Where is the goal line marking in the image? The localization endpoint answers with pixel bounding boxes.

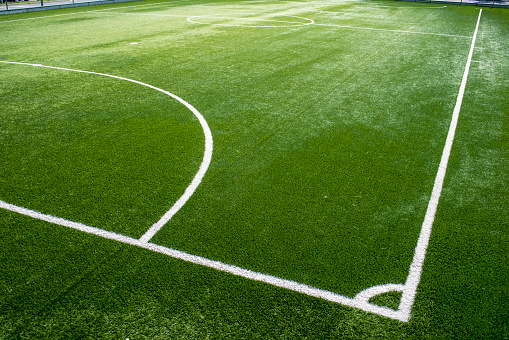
[0,199,408,321]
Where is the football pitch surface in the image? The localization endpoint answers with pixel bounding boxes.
[0,0,508,338]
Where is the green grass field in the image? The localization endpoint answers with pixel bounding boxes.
[1,0,508,338]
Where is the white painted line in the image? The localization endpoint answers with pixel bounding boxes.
[397,8,483,322]
[187,15,314,28]
[0,60,213,243]
[0,8,484,321]
[313,23,471,39]
[0,199,406,321]
[349,9,483,322]
[375,5,448,8]
[0,200,137,245]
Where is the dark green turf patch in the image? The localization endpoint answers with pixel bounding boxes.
[0,65,204,237]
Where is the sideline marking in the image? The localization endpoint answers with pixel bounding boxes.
[375,5,448,8]
[0,61,213,243]
[0,8,483,322]
[396,8,482,321]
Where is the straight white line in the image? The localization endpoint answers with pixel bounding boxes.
[374,5,448,8]
[314,23,471,38]
[398,8,483,321]
[0,200,137,243]
[0,199,404,321]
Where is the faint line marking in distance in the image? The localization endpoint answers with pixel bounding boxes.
[187,14,314,27]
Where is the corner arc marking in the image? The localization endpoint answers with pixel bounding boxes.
[353,283,409,322]
[354,283,405,304]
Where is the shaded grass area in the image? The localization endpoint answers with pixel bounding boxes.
[0,0,508,338]
[0,65,203,237]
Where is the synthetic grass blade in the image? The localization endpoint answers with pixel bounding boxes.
[0,7,484,322]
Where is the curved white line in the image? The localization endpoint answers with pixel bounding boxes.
[354,283,405,304]
[187,15,314,28]
[0,61,213,242]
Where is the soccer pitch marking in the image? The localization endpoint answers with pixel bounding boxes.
[187,14,314,27]
[0,0,456,39]
[0,8,482,322]
[374,5,448,8]
[313,22,471,38]
[0,60,213,243]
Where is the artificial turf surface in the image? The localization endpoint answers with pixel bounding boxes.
[1,0,508,338]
